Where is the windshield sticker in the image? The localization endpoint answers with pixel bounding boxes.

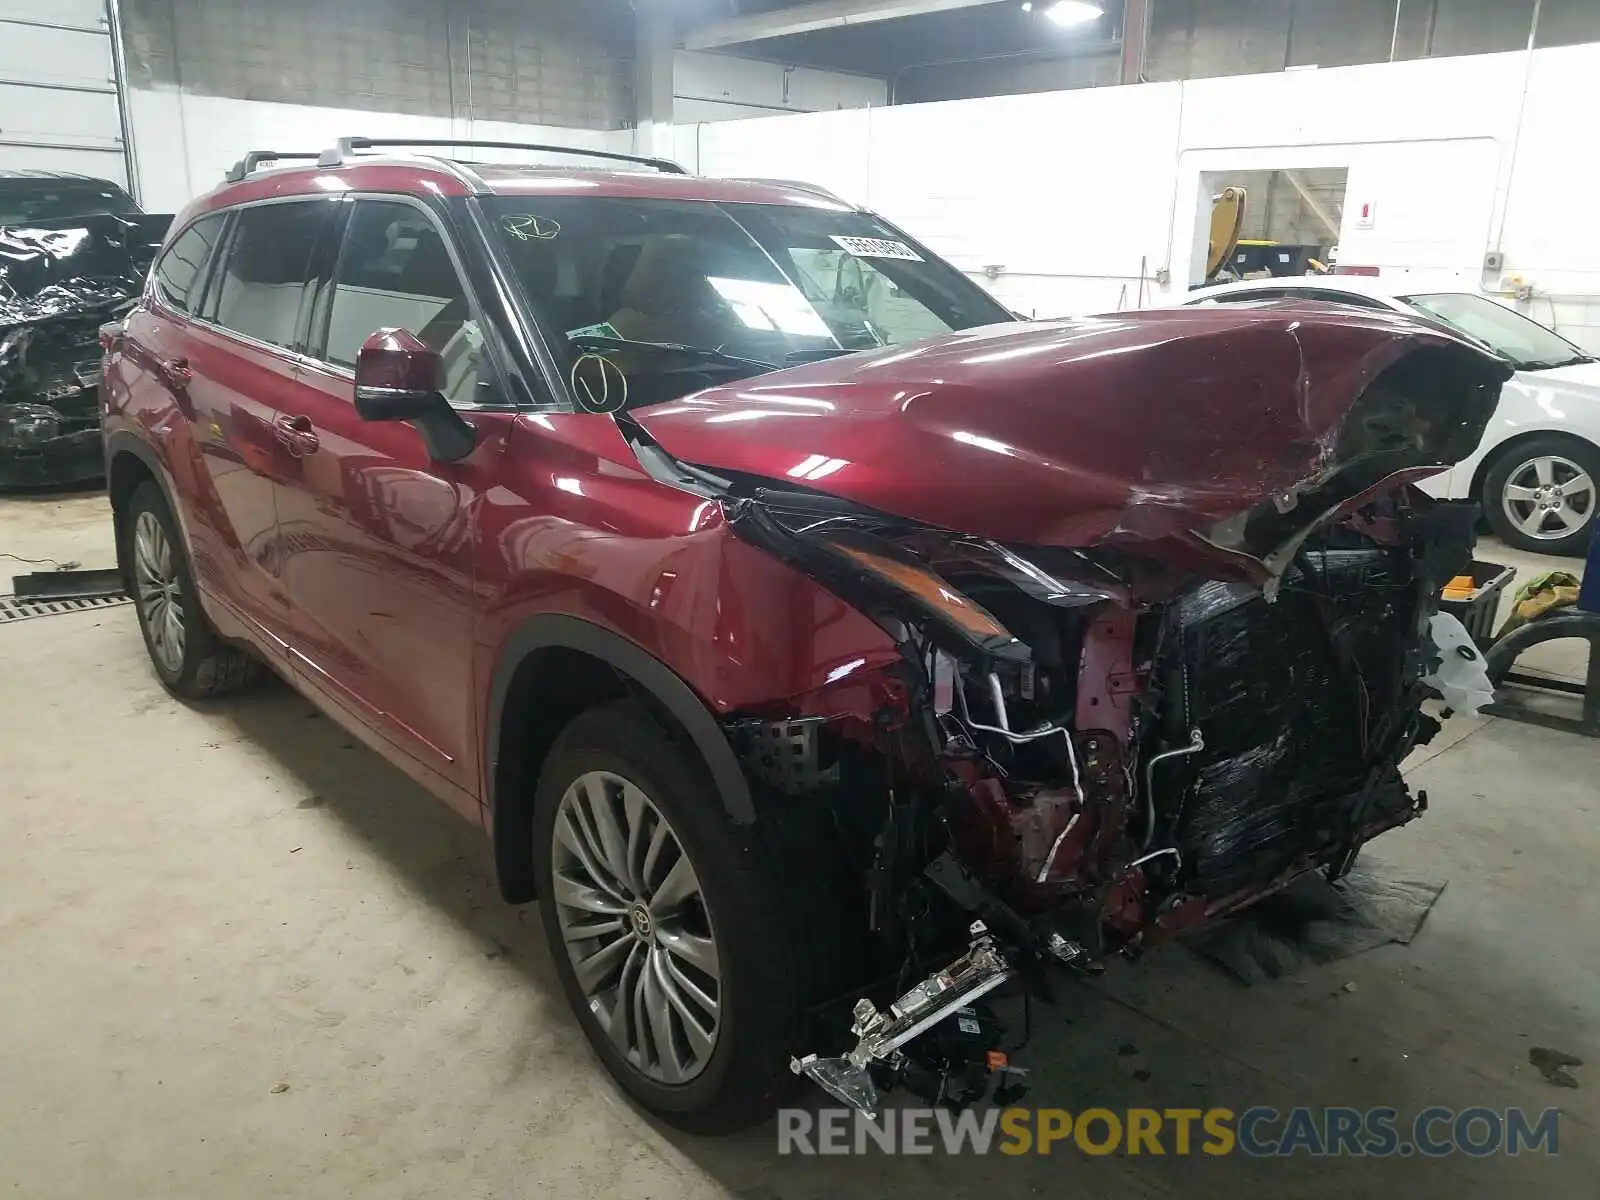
[829,235,923,262]
[502,214,561,241]
[566,322,622,341]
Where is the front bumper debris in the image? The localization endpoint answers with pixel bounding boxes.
[791,921,1013,1117]
[0,424,101,488]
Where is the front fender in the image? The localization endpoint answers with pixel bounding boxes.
[485,613,759,823]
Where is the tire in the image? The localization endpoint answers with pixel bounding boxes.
[1482,434,1600,557]
[532,701,815,1134]
[124,481,259,699]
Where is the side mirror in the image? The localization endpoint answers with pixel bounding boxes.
[353,328,476,462]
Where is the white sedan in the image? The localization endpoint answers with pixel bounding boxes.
[1182,277,1600,557]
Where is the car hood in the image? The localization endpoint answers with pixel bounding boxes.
[1519,358,1600,390]
[634,307,1510,574]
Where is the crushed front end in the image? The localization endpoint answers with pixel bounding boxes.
[690,330,1509,1114]
[0,214,166,488]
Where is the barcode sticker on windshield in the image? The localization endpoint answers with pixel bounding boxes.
[830,235,923,262]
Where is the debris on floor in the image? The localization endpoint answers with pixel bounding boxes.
[1187,864,1446,984]
[1529,1046,1584,1088]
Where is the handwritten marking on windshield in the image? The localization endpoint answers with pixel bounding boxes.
[570,353,628,414]
[503,215,561,240]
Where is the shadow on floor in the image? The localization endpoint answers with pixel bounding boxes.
[211,674,1595,1200]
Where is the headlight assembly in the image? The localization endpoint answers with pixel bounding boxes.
[0,403,62,447]
[724,494,1029,667]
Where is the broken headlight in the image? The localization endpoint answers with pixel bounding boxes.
[0,403,61,447]
[726,495,1028,667]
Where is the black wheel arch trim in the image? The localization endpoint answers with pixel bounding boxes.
[486,613,757,826]
[104,430,184,583]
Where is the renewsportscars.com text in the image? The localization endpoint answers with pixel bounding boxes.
[778,1106,1560,1157]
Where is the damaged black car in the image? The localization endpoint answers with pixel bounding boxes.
[0,171,168,488]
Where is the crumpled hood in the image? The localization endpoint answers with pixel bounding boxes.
[635,306,1510,564]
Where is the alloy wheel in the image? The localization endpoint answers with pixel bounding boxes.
[1501,454,1595,543]
[132,510,186,674]
[551,770,722,1084]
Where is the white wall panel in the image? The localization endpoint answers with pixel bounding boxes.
[0,23,113,88]
[680,42,1600,343]
[675,51,886,122]
[0,1,128,185]
[128,87,634,214]
[2,0,105,25]
[691,108,875,206]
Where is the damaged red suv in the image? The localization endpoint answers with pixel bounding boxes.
[101,138,1510,1132]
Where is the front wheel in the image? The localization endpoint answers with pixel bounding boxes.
[532,702,811,1134]
[1482,435,1600,557]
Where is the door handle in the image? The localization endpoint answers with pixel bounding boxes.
[160,356,192,386]
[272,413,321,457]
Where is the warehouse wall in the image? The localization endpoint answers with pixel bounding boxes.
[895,46,1121,104]
[121,0,634,129]
[1146,0,1600,80]
[675,52,887,122]
[128,89,633,215]
[675,41,1600,350]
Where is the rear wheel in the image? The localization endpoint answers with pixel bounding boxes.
[124,482,259,698]
[532,701,808,1133]
[1483,435,1600,557]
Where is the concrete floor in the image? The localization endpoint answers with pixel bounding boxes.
[3,492,1598,1197]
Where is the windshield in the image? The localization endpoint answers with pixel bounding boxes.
[1402,293,1591,371]
[483,196,1013,407]
[0,178,139,226]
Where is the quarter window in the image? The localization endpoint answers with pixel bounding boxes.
[151,214,225,314]
[209,202,327,349]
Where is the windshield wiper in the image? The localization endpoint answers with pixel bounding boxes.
[1520,354,1594,371]
[783,347,862,363]
[566,333,777,373]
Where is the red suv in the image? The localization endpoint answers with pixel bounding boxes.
[101,137,1509,1132]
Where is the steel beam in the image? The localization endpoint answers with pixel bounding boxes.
[683,0,1013,51]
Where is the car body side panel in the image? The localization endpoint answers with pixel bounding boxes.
[472,411,904,804]
[275,357,485,810]
[108,302,297,661]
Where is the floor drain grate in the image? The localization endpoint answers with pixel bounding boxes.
[0,592,132,623]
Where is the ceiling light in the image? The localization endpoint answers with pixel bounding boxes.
[1044,1,1103,27]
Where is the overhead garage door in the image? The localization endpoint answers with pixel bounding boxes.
[0,0,132,191]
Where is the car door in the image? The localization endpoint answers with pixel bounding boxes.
[120,204,323,657]
[273,195,495,817]
[172,198,337,656]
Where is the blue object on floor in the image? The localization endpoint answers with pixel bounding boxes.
[1580,523,1600,614]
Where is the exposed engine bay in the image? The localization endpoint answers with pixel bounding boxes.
[726,486,1487,1113]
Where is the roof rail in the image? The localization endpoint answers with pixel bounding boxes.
[315,136,689,175]
[224,150,323,183]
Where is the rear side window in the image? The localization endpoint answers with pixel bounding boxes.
[209,201,328,350]
[152,214,225,314]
